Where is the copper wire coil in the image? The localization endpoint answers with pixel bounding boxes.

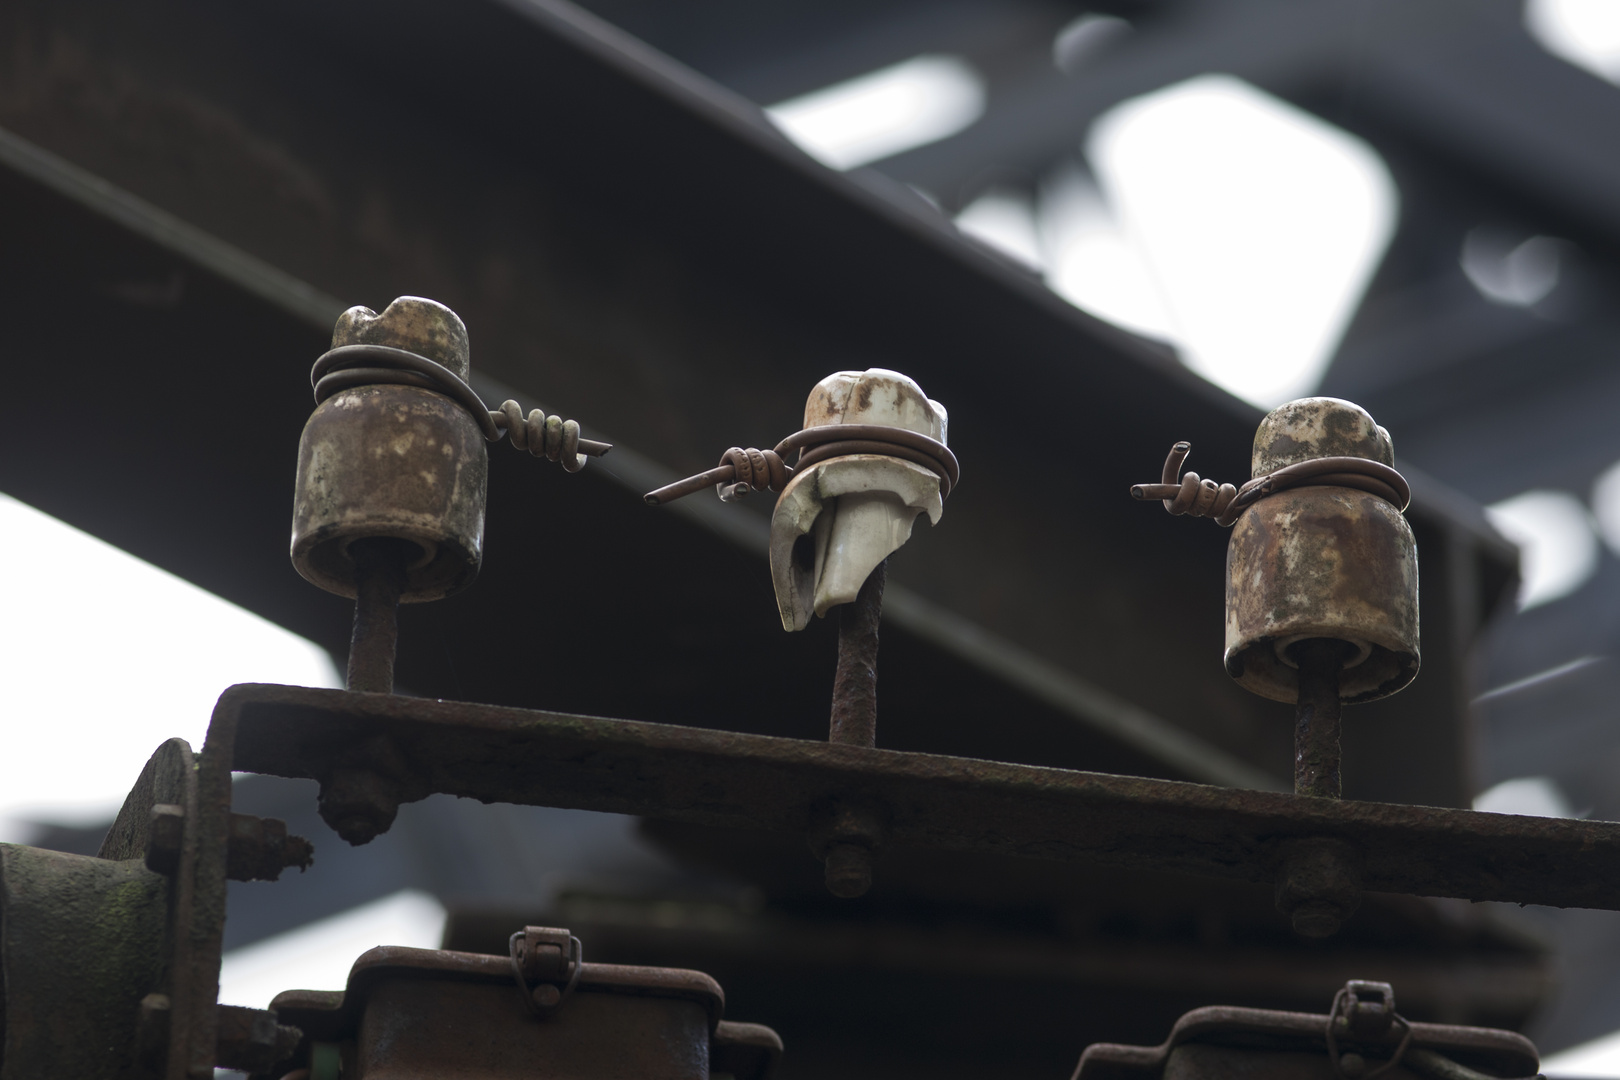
[644,424,958,506]
[1131,441,1409,527]
[312,344,610,460]
[776,425,960,493]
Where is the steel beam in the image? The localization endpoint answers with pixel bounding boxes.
[223,682,1620,910]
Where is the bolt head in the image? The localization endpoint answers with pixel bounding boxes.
[1291,900,1342,938]
[1339,1052,1367,1077]
[824,842,873,898]
[532,984,562,1010]
[318,768,401,845]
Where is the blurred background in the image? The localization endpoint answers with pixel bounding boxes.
[5,0,1620,1075]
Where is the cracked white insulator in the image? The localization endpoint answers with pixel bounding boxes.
[769,369,948,631]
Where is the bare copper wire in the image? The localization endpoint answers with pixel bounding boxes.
[495,399,587,473]
[1130,441,1410,527]
[312,343,610,466]
[644,423,959,506]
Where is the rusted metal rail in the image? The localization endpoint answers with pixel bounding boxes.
[117,677,1620,1077]
[217,683,1620,909]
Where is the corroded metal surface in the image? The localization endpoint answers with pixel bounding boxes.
[99,737,212,1080]
[0,844,168,1079]
[290,382,488,602]
[1226,487,1420,704]
[1224,398,1420,705]
[345,537,411,693]
[1294,638,1358,799]
[290,297,489,603]
[217,683,1620,910]
[820,559,888,898]
[1250,398,1394,477]
[267,945,780,1080]
[332,297,472,381]
[98,737,195,861]
[145,805,311,882]
[1274,837,1362,939]
[829,560,886,750]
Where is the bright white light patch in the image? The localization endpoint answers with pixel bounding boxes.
[1461,228,1565,307]
[1587,458,1620,556]
[1052,14,1132,74]
[1039,166,1175,340]
[0,493,341,839]
[1542,1024,1620,1077]
[1485,489,1599,609]
[218,890,446,1009]
[1088,75,1397,407]
[1473,776,1575,818]
[1526,0,1620,84]
[767,55,986,171]
[955,189,1043,271]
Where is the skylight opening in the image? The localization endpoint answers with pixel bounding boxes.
[1484,489,1600,609]
[766,55,987,171]
[1038,165,1175,341]
[1525,0,1620,85]
[1086,75,1398,407]
[0,493,341,840]
[954,188,1043,272]
[219,890,447,1008]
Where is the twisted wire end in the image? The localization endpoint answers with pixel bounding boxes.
[1129,442,1241,524]
[645,424,956,509]
[1132,440,1410,527]
[494,400,610,472]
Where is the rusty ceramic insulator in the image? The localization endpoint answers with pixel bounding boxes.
[1223,398,1420,709]
[291,297,489,608]
[1131,397,1418,937]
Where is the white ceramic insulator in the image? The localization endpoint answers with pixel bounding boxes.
[768,369,948,631]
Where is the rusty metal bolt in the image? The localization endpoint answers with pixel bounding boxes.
[316,736,422,845]
[1224,397,1419,704]
[318,766,405,846]
[214,1003,303,1074]
[808,803,885,899]
[136,992,171,1069]
[145,803,185,875]
[823,841,875,898]
[1275,838,1362,938]
[290,297,488,602]
[225,813,314,882]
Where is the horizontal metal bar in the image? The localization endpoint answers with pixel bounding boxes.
[224,683,1620,909]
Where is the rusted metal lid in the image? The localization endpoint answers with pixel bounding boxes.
[271,945,728,1037]
[1073,1000,1538,1080]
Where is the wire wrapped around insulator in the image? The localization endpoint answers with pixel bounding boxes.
[644,423,958,507]
[496,400,585,473]
[1130,441,1410,527]
[311,343,611,468]
[715,446,791,502]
